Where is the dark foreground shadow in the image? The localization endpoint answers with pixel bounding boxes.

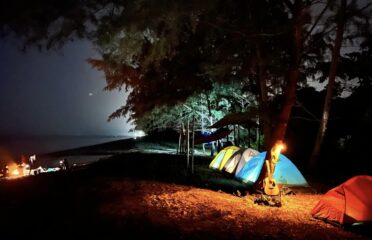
[0,152,369,240]
[0,152,249,240]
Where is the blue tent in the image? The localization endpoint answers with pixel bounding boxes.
[235,151,308,186]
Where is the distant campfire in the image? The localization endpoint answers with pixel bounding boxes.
[1,154,63,180]
[11,167,20,176]
[3,162,30,179]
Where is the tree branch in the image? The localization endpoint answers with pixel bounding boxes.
[295,100,320,121]
[204,21,286,40]
[304,1,331,42]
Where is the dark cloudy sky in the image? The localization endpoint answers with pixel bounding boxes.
[0,38,132,136]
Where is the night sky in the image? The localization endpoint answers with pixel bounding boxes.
[0,38,132,136]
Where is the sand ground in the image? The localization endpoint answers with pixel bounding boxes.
[0,138,370,240]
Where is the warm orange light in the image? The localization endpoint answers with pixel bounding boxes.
[7,163,24,178]
[11,168,20,176]
[272,141,286,155]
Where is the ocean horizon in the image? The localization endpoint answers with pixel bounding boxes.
[0,134,131,160]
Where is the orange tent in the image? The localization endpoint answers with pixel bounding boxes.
[311,175,372,225]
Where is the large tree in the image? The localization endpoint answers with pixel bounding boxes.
[0,1,305,129]
[309,0,347,171]
[308,0,372,171]
[2,0,371,180]
[253,0,311,191]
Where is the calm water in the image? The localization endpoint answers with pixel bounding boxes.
[0,135,130,160]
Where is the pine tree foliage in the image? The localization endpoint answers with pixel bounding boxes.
[1,0,371,152]
[134,81,258,133]
[87,0,300,123]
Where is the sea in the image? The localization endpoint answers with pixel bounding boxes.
[0,135,131,167]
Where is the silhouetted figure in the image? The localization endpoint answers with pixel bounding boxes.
[28,154,36,174]
[59,158,69,171]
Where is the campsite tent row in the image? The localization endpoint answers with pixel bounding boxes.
[209,146,309,186]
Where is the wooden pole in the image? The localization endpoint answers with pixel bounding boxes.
[257,127,261,151]
[187,119,190,170]
[237,124,240,146]
[248,126,251,148]
[233,125,236,145]
[178,124,182,154]
[191,115,195,174]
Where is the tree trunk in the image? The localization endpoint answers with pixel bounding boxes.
[201,98,206,153]
[205,93,215,156]
[254,2,306,191]
[178,126,182,154]
[255,44,271,148]
[191,115,195,174]
[187,119,190,170]
[309,0,347,172]
[237,124,240,146]
[257,127,261,151]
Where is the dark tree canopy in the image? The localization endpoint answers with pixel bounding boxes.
[1,0,372,178]
[1,1,300,119]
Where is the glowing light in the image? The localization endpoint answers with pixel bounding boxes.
[270,141,286,167]
[133,130,146,139]
[7,163,20,177]
[29,155,36,164]
[11,168,19,176]
[6,162,28,179]
[273,141,286,155]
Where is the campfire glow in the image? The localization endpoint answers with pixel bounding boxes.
[11,168,20,176]
[1,154,61,181]
[5,162,29,179]
[273,141,286,156]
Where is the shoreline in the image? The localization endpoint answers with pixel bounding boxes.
[0,135,132,161]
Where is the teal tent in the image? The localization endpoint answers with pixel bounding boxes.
[235,151,308,186]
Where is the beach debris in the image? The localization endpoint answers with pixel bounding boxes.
[254,194,282,207]
[233,189,242,197]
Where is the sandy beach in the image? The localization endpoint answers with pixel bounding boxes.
[0,136,370,240]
